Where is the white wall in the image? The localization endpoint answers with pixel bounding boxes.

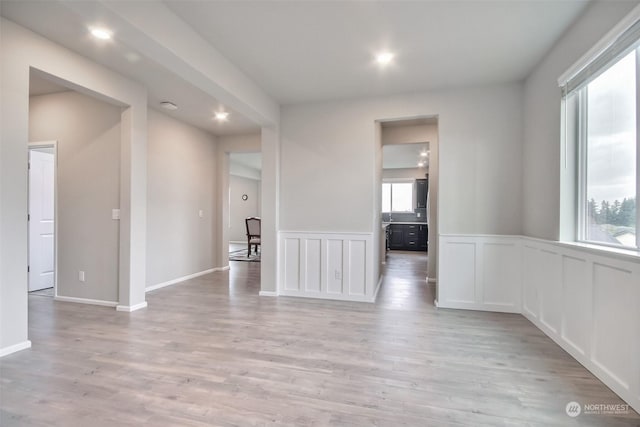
[280,84,522,297]
[230,162,261,180]
[280,83,523,235]
[382,168,426,180]
[29,91,121,303]
[229,174,261,242]
[381,124,437,146]
[523,0,638,240]
[146,109,218,288]
[1,19,148,355]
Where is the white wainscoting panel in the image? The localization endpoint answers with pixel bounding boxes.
[438,234,640,413]
[519,238,640,415]
[522,243,540,319]
[278,232,376,302]
[438,235,521,313]
[538,248,562,335]
[561,255,590,356]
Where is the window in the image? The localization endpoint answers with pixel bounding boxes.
[382,182,413,212]
[562,20,640,251]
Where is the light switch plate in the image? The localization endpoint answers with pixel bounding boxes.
[112,209,120,220]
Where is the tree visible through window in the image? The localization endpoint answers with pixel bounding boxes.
[578,50,638,248]
[382,182,413,213]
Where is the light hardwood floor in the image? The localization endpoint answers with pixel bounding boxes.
[1,251,639,426]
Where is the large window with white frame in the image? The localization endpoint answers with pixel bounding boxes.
[562,20,640,251]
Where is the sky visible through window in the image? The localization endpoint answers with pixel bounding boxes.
[382,182,413,213]
[585,50,636,246]
[586,51,636,203]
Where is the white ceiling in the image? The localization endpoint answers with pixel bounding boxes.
[230,153,262,172]
[164,0,589,104]
[383,143,429,170]
[3,0,589,123]
[1,0,261,136]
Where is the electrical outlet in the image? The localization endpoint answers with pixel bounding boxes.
[198,209,204,218]
[112,209,120,220]
[78,271,85,282]
[334,270,342,280]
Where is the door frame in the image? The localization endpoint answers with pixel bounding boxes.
[28,141,58,297]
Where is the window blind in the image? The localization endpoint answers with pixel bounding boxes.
[561,17,640,98]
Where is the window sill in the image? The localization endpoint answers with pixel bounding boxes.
[556,240,640,263]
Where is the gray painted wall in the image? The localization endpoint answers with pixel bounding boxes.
[280,83,523,235]
[523,0,638,240]
[146,109,218,287]
[29,91,121,302]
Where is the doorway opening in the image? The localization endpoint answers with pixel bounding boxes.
[28,69,123,308]
[28,142,57,298]
[228,152,262,263]
[378,116,439,306]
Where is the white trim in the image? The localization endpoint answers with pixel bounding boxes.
[116,301,148,312]
[0,340,32,358]
[259,290,278,297]
[427,277,437,284]
[229,240,245,244]
[279,230,373,236]
[145,267,227,292]
[54,295,118,307]
[558,3,640,86]
[441,233,640,263]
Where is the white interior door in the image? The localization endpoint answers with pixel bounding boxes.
[29,148,55,292]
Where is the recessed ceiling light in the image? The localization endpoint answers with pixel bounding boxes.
[214,111,229,121]
[160,101,178,111]
[375,52,394,66]
[90,27,113,40]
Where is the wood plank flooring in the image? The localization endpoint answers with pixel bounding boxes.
[1,251,639,426]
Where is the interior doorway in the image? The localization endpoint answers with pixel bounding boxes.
[378,116,439,305]
[228,152,262,262]
[28,142,57,297]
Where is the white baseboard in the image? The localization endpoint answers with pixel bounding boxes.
[116,301,148,312]
[145,267,227,292]
[229,240,246,244]
[0,340,32,358]
[259,290,278,297]
[54,296,118,307]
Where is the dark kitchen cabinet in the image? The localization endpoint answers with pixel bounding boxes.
[416,178,428,209]
[388,224,428,251]
[389,226,405,249]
